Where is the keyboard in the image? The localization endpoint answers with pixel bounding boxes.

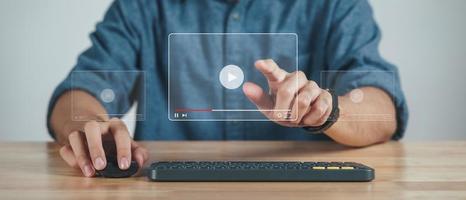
[148,161,374,182]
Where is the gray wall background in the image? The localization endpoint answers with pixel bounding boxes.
[0,0,465,141]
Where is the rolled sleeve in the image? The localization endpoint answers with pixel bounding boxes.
[324,0,409,140]
[46,0,142,139]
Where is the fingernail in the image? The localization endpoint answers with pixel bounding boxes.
[95,157,105,170]
[120,157,129,169]
[83,165,93,177]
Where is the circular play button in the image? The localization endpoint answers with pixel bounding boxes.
[219,64,244,90]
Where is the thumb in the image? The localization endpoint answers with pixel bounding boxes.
[242,82,274,111]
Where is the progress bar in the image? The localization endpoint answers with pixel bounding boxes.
[212,109,291,112]
[175,108,291,112]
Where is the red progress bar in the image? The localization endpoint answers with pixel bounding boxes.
[175,108,213,112]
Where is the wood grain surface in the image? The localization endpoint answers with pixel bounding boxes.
[1,141,466,200]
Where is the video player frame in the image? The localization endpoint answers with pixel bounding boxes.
[70,70,146,122]
[168,33,299,122]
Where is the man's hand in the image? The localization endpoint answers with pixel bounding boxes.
[243,59,332,127]
[58,118,148,177]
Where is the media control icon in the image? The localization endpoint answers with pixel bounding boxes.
[100,88,115,103]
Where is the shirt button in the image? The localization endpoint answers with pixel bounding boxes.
[231,13,240,20]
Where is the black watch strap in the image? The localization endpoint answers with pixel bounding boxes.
[303,89,340,134]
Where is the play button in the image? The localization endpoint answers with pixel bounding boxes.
[228,73,237,82]
[219,64,244,89]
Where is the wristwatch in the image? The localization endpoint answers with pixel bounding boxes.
[303,89,340,134]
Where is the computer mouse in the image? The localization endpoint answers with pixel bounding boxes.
[96,156,139,178]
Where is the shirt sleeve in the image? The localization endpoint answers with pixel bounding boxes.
[46,0,142,139]
[324,0,409,140]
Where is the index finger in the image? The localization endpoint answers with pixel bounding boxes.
[84,121,106,170]
[255,59,288,82]
[109,118,132,170]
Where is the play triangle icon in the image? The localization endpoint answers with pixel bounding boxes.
[228,72,237,82]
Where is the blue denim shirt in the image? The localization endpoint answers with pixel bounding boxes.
[47,0,408,141]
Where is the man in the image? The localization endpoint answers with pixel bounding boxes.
[48,0,408,177]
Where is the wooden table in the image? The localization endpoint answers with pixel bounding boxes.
[1,141,466,200]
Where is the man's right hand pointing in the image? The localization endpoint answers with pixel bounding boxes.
[242,59,334,128]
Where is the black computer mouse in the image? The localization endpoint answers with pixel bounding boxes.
[96,156,139,178]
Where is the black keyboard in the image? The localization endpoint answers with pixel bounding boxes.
[148,161,374,182]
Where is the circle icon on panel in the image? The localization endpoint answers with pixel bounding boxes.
[219,65,244,90]
[100,88,115,103]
